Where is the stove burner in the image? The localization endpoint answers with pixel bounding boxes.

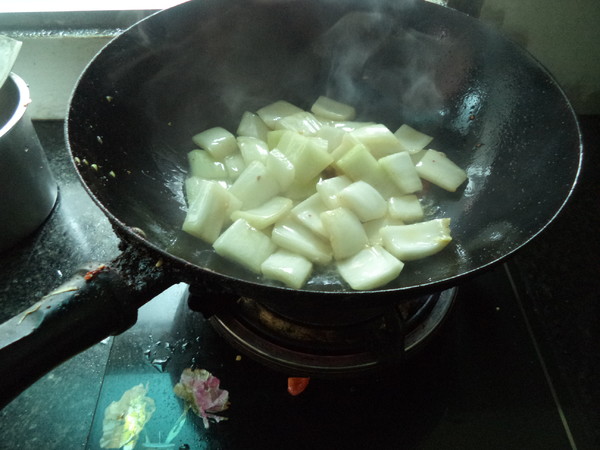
[208,288,457,377]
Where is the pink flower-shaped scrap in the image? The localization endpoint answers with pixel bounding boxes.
[174,368,230,428]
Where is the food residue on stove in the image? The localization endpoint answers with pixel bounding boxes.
[84,264,108,281]
[130,227,147,239]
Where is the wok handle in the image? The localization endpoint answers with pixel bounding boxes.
[0,263,139,409]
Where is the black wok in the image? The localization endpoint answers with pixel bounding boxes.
[0,0,582,406]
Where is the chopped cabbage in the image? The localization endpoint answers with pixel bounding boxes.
[181,96,467,290]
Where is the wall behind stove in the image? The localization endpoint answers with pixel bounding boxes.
[6,1,600,119]
[476,0,600,114]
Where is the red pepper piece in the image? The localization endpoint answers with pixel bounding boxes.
[84,264,107,281]
[287,377,310,396]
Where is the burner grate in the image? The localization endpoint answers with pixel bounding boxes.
[207,288,457,377]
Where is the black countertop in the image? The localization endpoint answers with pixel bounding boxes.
[0,118,598,449]
[507,115,600,448]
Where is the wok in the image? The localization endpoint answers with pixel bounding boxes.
[0,0,582,407]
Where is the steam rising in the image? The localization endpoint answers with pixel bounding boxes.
[104,0,462,137]
[94,0,466,210]
[315,6,448,122]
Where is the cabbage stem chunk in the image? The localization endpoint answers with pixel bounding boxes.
[192,127,238,161]
[182,180,240,244]
[310,95,356,121]
[321,207,368,260]
[231,196,293,230]
[394,124,434,153]
[213,219,276,273]
[339,180,388,222]
[182,96,467,290]
[415,149,468,192]
[261,250,313,289]
[228,161,280,209]
[272,216,333,265]
[381,218,452,261]
[337,246,404,290]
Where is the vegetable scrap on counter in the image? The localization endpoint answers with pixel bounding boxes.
[173,368,230,429]
[99,368,230,449]
[100,384,155,450]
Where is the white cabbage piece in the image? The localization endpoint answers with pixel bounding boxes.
[278,111,323,135]
[379,151,423,194]
[271,216,333,265]
[184,176,204,205]
[236,111,270,142]
[323,120,375,132]
[316,175,352,209]
[281,175,319,201]
[388,195,424,223]
[315,125,347,151]
[182,180,241,243]
[192,127,238,161]
[265,149,295,192]
[266,129,286,150]
[380,218,452,261]
[187,150,228,180]
[310,95,356,121]
[410,149,427,165]
[223,153,246,180]
[237,136,269,164]
[230,196,293,230]
[335,143,379,181]
[415,149,468,192]
[350,123,406,159]
[213,218,277,273]
[228,160,280,209]
[257,100,304,129]
[291,193,329,238]
[261,249,313,289]
[335,144,396,198]
[394,124,433,154]
[338,180,388,222]
[337,245,404,290]
[185,176,230,207]
[320,207,368,260]
[276,131,333,184]
[330,133,362,162]
[363,215,405,246]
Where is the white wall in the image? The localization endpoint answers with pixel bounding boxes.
[479,0,600,114]
[12,35,112,120]
[9,1,600,119]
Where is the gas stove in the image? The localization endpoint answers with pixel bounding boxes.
[205,289,456,377]
[0,119,598,449]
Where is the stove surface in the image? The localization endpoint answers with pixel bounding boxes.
[0,119,597,449]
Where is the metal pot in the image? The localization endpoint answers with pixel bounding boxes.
[0,72,57,252]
